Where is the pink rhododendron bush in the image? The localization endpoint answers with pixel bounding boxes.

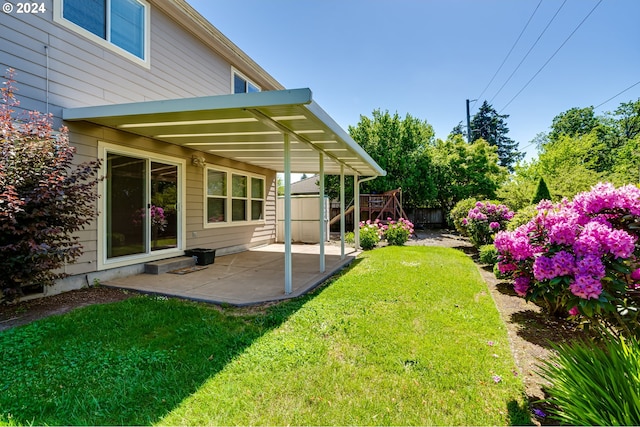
[495,183,640,337]
[358,217,414,249]
[461,201,514,248]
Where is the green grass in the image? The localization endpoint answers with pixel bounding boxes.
[0,246,530,426]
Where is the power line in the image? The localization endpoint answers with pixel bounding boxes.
[488,0,567,106]
[594,80,640,109]
[472,0,543,114]
[499,0,603,113]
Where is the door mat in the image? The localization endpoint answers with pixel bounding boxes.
[168,266,208,275]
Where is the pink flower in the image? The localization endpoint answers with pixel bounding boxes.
[570,275,603,299]
[631,268,640,281]
[489,221,500,230]
[568,306,579,316]
[514,276,530,296]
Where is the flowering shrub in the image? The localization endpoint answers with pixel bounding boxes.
[495,183,640,336]
[358,217,415,249]
[462,201,514,248]
[359,219,382,250]
[382,217,414,246]
[132,205,168,232]
[1,71,101,302]
[450,198,478,236]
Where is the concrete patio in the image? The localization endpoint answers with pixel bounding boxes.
[104,243,359,306]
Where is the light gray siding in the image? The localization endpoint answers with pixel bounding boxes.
[0,4,234,117]
[0,1,279,280]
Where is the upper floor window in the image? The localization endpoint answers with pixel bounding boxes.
[58,0,148,62]
[233,70,260,94]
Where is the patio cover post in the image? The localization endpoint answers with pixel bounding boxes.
[340,164,345,260]
[284,133,292,294]
[354,175,360,248]
[319,153,325,273]
[354,176,376,249]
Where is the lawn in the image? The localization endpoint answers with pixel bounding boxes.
[0,246,530,426]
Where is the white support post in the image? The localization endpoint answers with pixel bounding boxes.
[319,154,325,273]
[284,134,292,294]
[354,175,360,249]
[340,165,345,260]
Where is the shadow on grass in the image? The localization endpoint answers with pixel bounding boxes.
[0,262,359,426]
[507,399,534,426]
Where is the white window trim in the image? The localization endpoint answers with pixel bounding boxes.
[204,165,265,228]
[53,0,151,69]
[231,67,261,93]
[97,142,186,270]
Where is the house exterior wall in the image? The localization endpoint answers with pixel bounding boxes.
[0,1,280,293]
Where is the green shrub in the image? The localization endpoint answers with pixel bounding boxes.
[359,224,380,250]
[383,218,414,246]
[531,177,552,204]
[464,201,514,248]
[506,205,538,231]
[344,231,355,245]
[479,244,498,265]
[1,73,101,302]
[449,198,478,236]
[539,335,640,425]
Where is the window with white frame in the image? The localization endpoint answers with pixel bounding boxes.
[206,167,264,224]
[233,70,260,94]
[59,0,148,61]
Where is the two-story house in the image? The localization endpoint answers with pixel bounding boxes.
[0,0,385,298]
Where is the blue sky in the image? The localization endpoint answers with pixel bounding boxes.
[186,0,640,163]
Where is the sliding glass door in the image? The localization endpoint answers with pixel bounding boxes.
[106,152,180,260]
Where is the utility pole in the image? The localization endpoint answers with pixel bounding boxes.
[466,99,472,143]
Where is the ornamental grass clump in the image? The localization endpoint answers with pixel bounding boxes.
[495,183,640,336]
[538,334,640,425]
[462,201,514,248]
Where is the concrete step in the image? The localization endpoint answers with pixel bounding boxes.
[144,256,196,275]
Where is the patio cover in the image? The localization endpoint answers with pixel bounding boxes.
[63,88,385,294]
[62,88,385,177]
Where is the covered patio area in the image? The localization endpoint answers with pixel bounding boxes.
[103,243,358,306]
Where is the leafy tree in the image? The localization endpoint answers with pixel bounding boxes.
[431,134,506,213]
[548,106,599,142]
[609,134,640,185]
[0,72,102,301]
[530,132,605,199]
[613,99,640,140]
[496,161,538,211]
[325,109,437,208]
[470,101,522,171]
[498,99,640,209]
[531,177,551,204]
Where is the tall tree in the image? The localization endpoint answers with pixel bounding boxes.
[470,101,522,171]
[548,106,598,143]
[325,109,437,208]
[612,99,640,141]
[431,134,506,212]
[531,177,551,204]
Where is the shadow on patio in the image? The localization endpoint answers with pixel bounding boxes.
[104,243,359,306]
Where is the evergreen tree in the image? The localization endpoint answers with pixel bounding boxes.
[470,101,523,171]
[531,177,551,204]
